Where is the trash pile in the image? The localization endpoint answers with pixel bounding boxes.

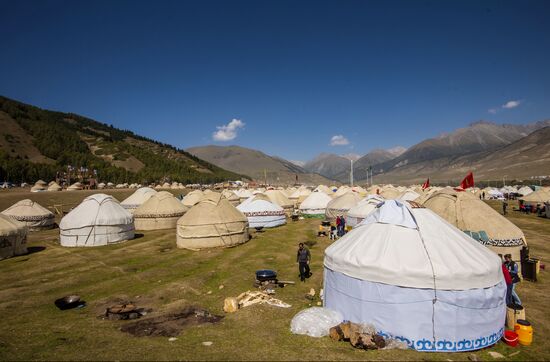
[290,307,343,337]
[102,302,152,320]
[223,290,291,313]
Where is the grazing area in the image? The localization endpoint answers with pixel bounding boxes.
[0,190,548,360]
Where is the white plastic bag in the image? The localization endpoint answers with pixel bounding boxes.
[290,307,343,337]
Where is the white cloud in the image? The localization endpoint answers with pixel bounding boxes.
[488,108,498,114]
[330,135,350,146]
[212,118,245,141]
[502,100,521,109]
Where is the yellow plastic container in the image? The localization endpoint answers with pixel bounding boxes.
[514,319,533,346]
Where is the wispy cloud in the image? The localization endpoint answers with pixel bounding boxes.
[212,118,244,141]
[502,100,521,109]
[330,135,350,146]
[488,99,522,114]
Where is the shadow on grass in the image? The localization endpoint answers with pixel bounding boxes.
[27,246,47,255]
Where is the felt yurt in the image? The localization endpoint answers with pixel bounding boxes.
[97,182,106,189]
[134,191,188,230]
[176,192,249,250]
[0,214,27,260]
[265,189,294,216]
[324,200,506,352]
[47,181,62,191]
[519,189,550,205]
[236,189,254,203]
[237,194,286,228]
[2,199,55,231]
[67,182,83,191]
[59,194,134,247]
[298,191,332,218]
[289,187,312,206]
[30,181,47,192]
[120,187,158,213]
[221,189,241,206]
[379,187,400,199]
[334,186,351,197]
[345,195,384,227]
[422,189,527,262]
[314,185,332,195]
[398,190,421,202]
[517,186,533,197]
[325,191,362,221]
[182,190,205,207]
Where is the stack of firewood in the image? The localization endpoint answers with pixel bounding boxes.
[329,322,386,350]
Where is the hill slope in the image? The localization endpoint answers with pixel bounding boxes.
[186,145,332,185]
[355,120,550,183]
[0,96,246,184]
[303,153,351,181]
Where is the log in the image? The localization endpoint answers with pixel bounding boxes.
[340,322,352,339]
[329,325,344,341]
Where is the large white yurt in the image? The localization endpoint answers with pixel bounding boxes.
[519,189,550,205]
[2,199,55,231]
[325,191,362,221]
[176,192,249,250]
[324,200,506,352]
[59,194,134,247]
[0,214,27,260]
[134,191,188,230]
[182,190,204,208]
[237,194,286,228]
[422,189,527,261]
[289,187,312,206]
[120,187,158,213]
[265,189,294,216]
[298,191,332,217]
[517,186,533,197]
[345,195,384,227]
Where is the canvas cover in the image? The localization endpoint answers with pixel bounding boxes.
[2,199,55,230]
[121,187,157,212]
[325,191,362,220]
[423,189,526,260]
[324,200,505,351]
[398,190,421,202]
[519,189,550,204]
[59,194,134,247]
[298,191,332,216]
[0,214,27,260]
[517,186,533,196]
[379,187,401,199]
[237,195,286,228]
[177,192,249,250]
[134,191,188,230]
[265,190,294,211]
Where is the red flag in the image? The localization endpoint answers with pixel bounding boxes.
[460,172,474,190]
[422,178,430,190]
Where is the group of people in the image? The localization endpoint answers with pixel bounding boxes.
[502,254,522,307]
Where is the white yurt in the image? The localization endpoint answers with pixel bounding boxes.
[236,189,254,203]
[265,189,294,216]
[2,199,55,231]
[97,182,106,189]
[59,194,134,247]
[324,200,506,352]
[379,187,401,199]
[120,187,158,213]
[325,191,362,221]
[30,181,47,192]
[517,186,533,197]
[221,189,240,206]
[133,191,188,230]
[298,191,332,218]
[289,187,312,206]
[237,194,286,228]
[47,181,62,191]
[0,214,27,260]
[422,189,527,261]
[176,192,249,250]
[182,190,204,208]
[398,190,421,202]
[519,189,550,205]
[334,186,351,198]
[67,182,83,191]
[345,195,384,227]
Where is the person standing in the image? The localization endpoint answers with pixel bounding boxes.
[296,243,311,282]
[502,200,508,215]
[341,216,346,235]
[502,261,513,306]
[504,254,522,306]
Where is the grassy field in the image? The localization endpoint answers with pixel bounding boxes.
[0,189,548,361]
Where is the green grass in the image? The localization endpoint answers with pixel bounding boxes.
[0,190,548,360]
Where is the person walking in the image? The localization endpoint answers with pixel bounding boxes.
[504,254,522,306]
[296,243,311,282]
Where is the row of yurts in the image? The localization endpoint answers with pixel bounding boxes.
[1,183,544,352]
[27,180,198,192]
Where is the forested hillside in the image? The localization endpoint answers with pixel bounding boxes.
[0,96,247,184]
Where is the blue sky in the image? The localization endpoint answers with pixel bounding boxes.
[1,0,549,163]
